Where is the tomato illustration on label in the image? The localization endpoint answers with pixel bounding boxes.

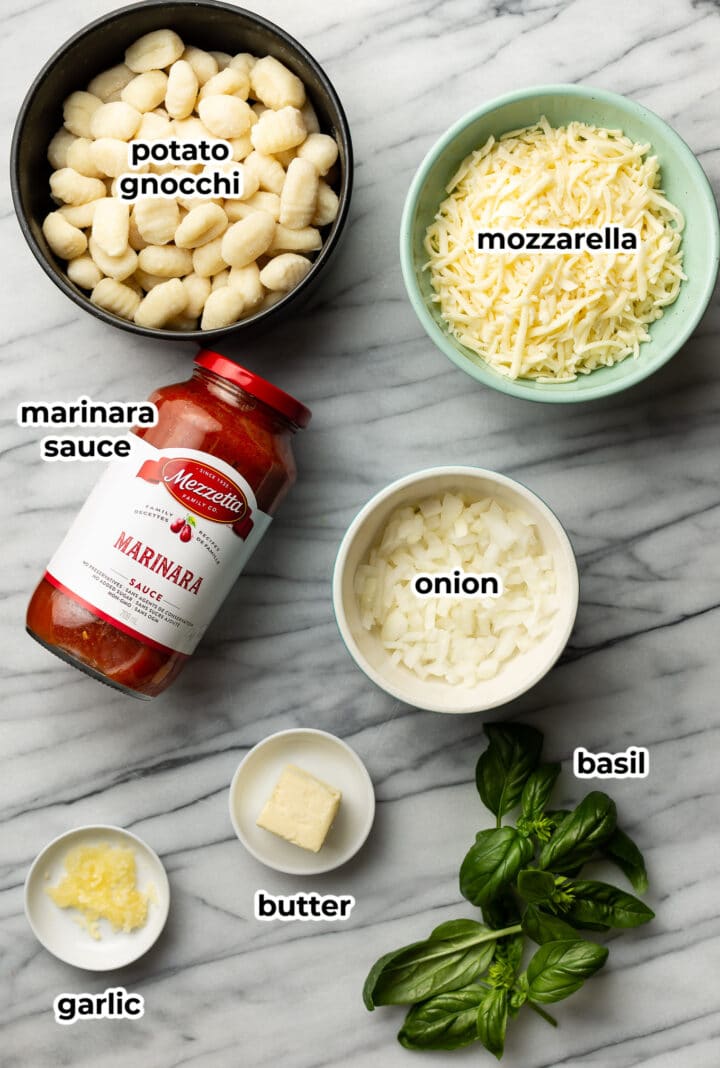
[169,514,196,541]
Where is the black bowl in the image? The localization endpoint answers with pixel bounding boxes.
[11,0,353,341]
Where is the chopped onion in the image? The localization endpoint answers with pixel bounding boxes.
[354,492,558,687]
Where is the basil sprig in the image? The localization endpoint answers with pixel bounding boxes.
[516,869,556,904]
[562,880,655,928]
[538,791,617,871]
[363,919,512,1008]
[476,988,509,1059]
[526,939,609,1003]
[476,723,543,822]
[460,828,533,907]
[522,903,578,945]
[398,988,487,1051]
[602,826,649,892]
[521,763,561,821]
[363,724,654,1058]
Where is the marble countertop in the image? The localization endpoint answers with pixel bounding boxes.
[2,0,720,1065]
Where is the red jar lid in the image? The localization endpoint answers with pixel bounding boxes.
[195,350,311,429]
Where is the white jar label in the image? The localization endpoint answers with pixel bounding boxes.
[46,435,271,655]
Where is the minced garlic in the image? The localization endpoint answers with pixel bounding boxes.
[47,843,150,940]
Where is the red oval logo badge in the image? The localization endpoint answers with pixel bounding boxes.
[161,458,249,524]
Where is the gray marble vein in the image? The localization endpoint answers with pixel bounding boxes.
[1,0,720,1065]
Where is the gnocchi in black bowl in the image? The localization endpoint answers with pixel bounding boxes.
[11,0,353,340]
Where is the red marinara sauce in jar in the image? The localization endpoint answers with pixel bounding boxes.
[26,351,311,698]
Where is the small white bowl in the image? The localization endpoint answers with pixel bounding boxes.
[332,466,579,714]
[229,729,375,876]
[25,825,170,971]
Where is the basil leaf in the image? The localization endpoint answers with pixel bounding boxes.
[522,905,579,945]
[398,988,485,1051]
[477,988,508,1060]
[527,939,608,1003]
[601,826,649,893]
[426,919,479,940]
[460,827,534,907]
[363,920,499,1008]
[521,763,561,819]
[470,824,521,918]
[517,869,556,905]
[538,792,616,872]
[564,880,655,928]
[476,723,543,819]
[482,888,521,931]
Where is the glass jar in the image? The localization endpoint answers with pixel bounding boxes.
[26,350,311,698]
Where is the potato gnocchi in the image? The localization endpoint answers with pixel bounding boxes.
[43,28,342,331]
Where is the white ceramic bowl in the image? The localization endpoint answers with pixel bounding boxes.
[229,728,375,876]
[25,825,170,970]
[332,467,579,714]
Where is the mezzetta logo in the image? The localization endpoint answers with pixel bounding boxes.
[161,458,249,524]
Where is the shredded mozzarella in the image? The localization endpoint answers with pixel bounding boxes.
[355,492,558,686]
[424,118,685,381]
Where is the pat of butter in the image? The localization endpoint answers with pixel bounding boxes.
[256,764,342,853]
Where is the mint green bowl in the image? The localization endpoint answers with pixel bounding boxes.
[400,84,719,403]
